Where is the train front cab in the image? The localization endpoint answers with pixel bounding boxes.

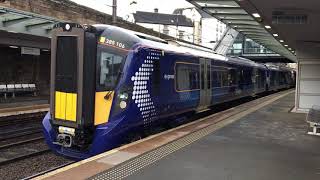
[42,23,134,158]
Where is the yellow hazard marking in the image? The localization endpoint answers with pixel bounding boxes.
[94,91,114,125]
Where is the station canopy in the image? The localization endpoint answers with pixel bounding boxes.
[0,6,61,38]
[187,0,297,62]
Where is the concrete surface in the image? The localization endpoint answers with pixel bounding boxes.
[126,92,320,180]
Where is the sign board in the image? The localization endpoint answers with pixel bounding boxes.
[21,47,40,56]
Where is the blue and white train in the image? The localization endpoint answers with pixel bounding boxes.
[43,23,295,159]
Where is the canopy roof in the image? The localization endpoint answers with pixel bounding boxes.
[0,6,61,37]
[187,0,297,62]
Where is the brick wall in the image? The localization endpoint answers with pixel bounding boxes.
[0,0,173,40]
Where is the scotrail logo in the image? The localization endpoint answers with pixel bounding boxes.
[164,74,174,80]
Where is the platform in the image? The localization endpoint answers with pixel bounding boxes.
[0,97,49,117]
[36,90,320,180]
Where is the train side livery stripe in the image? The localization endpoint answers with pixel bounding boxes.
[94,91,114,125]
[55,91,77,122]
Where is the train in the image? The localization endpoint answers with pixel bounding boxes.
[42,23,295,159]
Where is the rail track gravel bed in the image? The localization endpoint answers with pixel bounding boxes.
[0,112,46,128]
[0,152,73,180]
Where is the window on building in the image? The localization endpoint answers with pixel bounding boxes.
[176,63,200,91]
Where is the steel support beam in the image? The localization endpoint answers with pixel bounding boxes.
[3,17,31,27]
[26,21,53,31]
[202,7,241,10]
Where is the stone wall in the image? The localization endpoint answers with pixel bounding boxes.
[0,0,173,40]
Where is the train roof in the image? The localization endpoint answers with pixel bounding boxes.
[93,24,267,69]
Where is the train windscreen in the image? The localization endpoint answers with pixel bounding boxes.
[96,45,125,91]
[55,36,78,93]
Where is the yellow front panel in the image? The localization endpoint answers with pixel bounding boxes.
[55,91,62,119]
[94,91,114,125]
[55,91,77,122]
[60,92,66,120]
[65,93,77,121]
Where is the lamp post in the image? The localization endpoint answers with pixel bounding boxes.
[112,0,117,24]
[106,0,117,24]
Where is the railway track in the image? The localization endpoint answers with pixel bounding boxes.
[0,111,46,128]
[0,137,44,150]
[0,126,42,141]
[0,111,45,146]
[0,137,50,166]
[0,111,50,167]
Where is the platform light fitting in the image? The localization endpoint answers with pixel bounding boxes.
[273,34,278,37]
[288,48,292,50]
[265,25,271,29]
[284,44,288,47]
[9,45,19,49]
[252,13,261,18]
[279,40,284,43]
[65,24,71,31]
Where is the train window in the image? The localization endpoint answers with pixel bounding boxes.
[55,36,78,92]
[98,51,124,90]
[241,69,252,85]
[201,64,205,89]
[211,66,229,88]
[221,71,229,86]
[270,71,276,86]
[257,69,266,88]
[212,71,221,87]
[229,68,237,85]
[176,63,200,91]
[207,65,211,89]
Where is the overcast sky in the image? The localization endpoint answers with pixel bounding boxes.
[71,0,193,18]
[70,0,219,46]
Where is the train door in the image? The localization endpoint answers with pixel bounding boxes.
[198,58,211,111]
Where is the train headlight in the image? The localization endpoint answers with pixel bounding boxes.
[118,92,129,109]
[120,101,127,109]
[119,92,129,100]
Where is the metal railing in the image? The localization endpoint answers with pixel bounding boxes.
[228,48,280,56]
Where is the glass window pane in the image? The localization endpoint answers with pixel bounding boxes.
[176,63,200,91]
[99,51,124,89]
